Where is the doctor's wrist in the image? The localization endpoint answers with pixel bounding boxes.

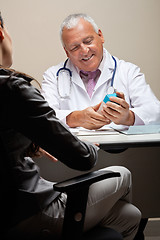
[66,111,81,128]
[126,110,135,126]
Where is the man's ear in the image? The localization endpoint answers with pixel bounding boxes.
[64,47,69,58]
[0,26,4,41]
[98,29,104,44]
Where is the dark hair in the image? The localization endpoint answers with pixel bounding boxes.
[0,12,4,28]
[0,66,42,89]
[5,68,41,157]
[25,143,40,158]
[0,12,41,157]
[0,67,41,157]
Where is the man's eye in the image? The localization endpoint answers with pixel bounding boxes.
[86,40,92,44]
[71,46,79,51]
[84,38,93,44]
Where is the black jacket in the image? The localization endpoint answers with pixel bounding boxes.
[0,68,97,230]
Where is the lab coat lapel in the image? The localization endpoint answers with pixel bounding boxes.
[94,49,115,91]
[67,60,86,90]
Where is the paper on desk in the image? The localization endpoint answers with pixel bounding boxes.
[69,125,119,136]
[119,124,160,135]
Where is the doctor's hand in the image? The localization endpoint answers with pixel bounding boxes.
[101,92,135,126]
[66,103,111,130]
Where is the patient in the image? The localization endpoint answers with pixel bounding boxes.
[0,12,141,240]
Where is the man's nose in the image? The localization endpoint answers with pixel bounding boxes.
[80,44,89,54]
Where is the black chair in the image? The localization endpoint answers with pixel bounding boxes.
[2,170,122,240]
[53,169,123,240]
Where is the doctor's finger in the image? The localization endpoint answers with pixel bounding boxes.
[85,106,109,122]
[92,102,102,111]
[107,97,129,110]
[89,114,110,125]
[116,91,125,100]
[104,103,129,121]
[86,122,109,130]
[81,121,106,130]
[101,109,122,124]
[83,117,110,129]
[102,107,118,119]
[91,111,112,125]
[94,110,111,121]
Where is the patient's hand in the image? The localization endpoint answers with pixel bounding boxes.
[36,147,58,162]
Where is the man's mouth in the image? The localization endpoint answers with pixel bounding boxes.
[82,54,94,61]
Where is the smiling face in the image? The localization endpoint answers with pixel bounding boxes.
[62,18,104,72]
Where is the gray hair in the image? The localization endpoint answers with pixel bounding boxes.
[60,13,99,46]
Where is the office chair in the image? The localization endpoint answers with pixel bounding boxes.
[2,170,122,240]
[53,169,123,240]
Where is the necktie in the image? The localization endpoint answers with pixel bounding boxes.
[80,70,99,98]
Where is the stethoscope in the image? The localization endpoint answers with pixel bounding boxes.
[56,56,117,98]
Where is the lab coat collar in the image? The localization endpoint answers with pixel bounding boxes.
[98,48,113,72]
[94,48,115,90]
[67,59,86,89]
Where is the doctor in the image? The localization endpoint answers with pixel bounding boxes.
[41,13,160,130]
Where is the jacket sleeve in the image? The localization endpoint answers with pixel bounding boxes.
[9,76,98,171]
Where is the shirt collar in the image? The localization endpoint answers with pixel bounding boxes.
[99,48,114,72]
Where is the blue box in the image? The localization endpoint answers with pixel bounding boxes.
[103,93,117,103]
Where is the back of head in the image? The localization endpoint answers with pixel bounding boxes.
[60,13,99,45]
[0,12,4,42]
[0,12,4,28]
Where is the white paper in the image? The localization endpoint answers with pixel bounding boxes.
[69,125,119,136]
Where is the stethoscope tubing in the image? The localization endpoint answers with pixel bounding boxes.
[56,59,72,77]
[111,56,116,87]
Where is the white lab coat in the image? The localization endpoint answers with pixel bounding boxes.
[41,48,160,125]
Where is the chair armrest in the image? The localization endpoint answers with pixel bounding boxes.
[53,170,121,239]
[54,170,120,192]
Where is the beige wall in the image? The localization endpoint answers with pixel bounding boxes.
[1,0,160,99]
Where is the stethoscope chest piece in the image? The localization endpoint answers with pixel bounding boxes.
[56,59,72,98]
[107,86,116,94]
[56,70,72,98]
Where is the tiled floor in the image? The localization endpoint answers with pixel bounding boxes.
[144,218,160,240]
